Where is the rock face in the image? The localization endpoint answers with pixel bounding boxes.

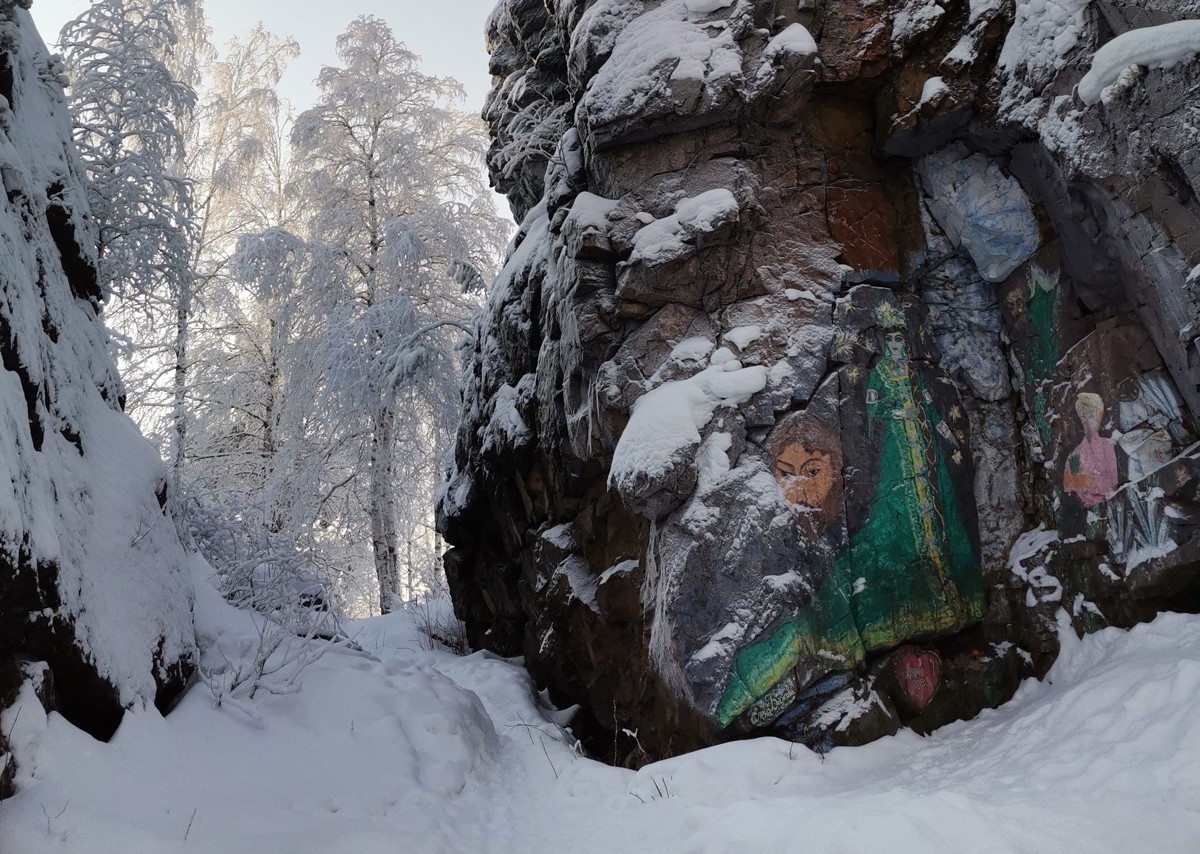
[0,6,195,797]
[441,0,1200,763]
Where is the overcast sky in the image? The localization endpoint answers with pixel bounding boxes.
[28,0,500,113]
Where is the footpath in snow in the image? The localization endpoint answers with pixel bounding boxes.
[4,570,1200,853]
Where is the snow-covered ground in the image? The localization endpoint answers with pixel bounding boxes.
[4,571,1200,853]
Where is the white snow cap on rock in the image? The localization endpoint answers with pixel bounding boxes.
[683,0,734,14]
[763,22,818,58]
[999,0,1091,75]
[628,188,739,265]
[582,0,743,131]
[1077,20,1200,105]
[609,362,767,499]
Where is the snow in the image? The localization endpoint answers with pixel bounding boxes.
[480,382,531,452]
[683,0,734,15]
[581,0,743,130]
[943,35,977,66]
[756,22,818,84]
[688,620,745,663]
[670,335,716,362]
[7,576,1200,852]
[599,558,639,585]
[997,0,1091,122]
[0,8,194,706]
[608,362,767,497]
[627,188,739,265]
[765,23,817,57]
[762,570,804,593]
[968,0,1003,25]
[695,430,733,492]
[569,0,645,84]
[919,75,949,105]
[998,0,1090,76]
[722,324,762,350]
[563,191,618,232]
[1077,21,1200,105]
[1008,525,1061,577]
[709,344,738,366]
[540,523,575,550]
[554,556,600,612]
[892,1,946,49]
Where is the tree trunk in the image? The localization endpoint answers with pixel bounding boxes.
[369,404,400,613]
[263,314,283,533]
[264,316,280,458]
[170,280,190,504]
[406,537,415,601]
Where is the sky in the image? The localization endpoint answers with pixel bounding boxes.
[28,0,500,113]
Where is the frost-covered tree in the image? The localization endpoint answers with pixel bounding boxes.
[187,228,362,612]
[177,26,300,503]
[60,6,506,616]
[163,29,338,605]
[60,0,196,302]
[289,16,508,612]
[183,25,299,258]
[60,0,198,497]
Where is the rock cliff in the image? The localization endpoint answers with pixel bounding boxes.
[0,4,195,796]
[440,0,1200,763]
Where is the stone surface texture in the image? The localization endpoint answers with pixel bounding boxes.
[440,0,1200,764]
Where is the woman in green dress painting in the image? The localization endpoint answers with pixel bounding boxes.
[715,304,983,728]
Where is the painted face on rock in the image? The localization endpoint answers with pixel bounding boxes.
[767,416,845,541]
[884,330,907,361]
[1077,405,1102,438]
[1005,289,1026,318]
[774,443,836,538]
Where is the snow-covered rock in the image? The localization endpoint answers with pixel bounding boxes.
[443,0,1200,763]
[0,7,195,796]
[1077,20,1200,105]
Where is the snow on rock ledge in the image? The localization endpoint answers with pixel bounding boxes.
[626,188,739,266]
[1077,20,1200,105]
[609,361,767,520]
[579,0,747,149]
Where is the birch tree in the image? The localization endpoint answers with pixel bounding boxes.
[60,0,198,498]
[290,16,508,612]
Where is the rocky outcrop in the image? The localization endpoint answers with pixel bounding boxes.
[0,5,195,797]
[441,0,1200,763]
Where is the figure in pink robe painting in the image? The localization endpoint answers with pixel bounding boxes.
[1063,392,1119,510]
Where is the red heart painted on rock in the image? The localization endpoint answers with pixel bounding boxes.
[894,647,942,712]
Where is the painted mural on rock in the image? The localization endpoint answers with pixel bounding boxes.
[715,289,985,730]
[1050,324,1199,583]
[1002,255,1200,622]
[443,0,1200,764]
